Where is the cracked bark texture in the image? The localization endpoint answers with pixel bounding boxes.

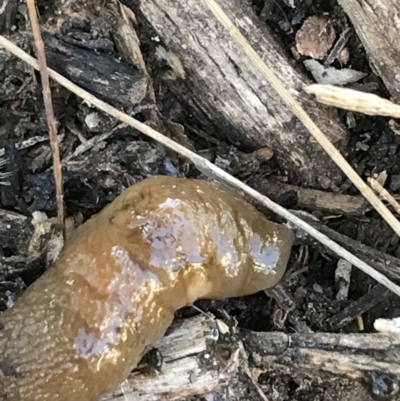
[129,0,347,189]
[338,0,400,103]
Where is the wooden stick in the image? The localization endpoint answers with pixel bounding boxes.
[305,84,400,118]
[1,35,400,298]
[25,0,64,233]
[201,0,400,238]
[96,315,400,399]
[250,177,369,215]
[291,210,400,283]
[242,329,400,379]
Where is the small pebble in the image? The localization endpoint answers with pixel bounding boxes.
[296,16,336,59]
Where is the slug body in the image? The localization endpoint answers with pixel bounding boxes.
[0,176,294,401]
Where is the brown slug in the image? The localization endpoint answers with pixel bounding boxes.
[0,175,294,401]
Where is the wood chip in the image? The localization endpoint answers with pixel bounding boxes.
[296,16,336,59]
[305,84,400,118]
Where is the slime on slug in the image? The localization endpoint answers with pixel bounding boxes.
[0,175,294,401]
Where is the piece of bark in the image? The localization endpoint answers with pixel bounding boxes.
[337,0,400,103]
[327,283,390,330]
[99,316,241,401]
[0,140,21,207]
[242,329,400,379]
[129,0,347,189]
[41,31,149,108]
[250,177,369,215]
[0,209,32,256]
[292,211,400,283]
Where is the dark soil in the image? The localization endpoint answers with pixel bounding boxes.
[1,0,400,400]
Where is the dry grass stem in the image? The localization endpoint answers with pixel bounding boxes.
[201,0,400,238]
[305,84,400,118]
[1,35,400,297]
[26,0,65,233]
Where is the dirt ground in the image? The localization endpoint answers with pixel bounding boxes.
[1,0,400,400]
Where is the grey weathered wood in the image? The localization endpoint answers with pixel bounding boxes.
[131,0,347,189]
[337,0,400,102]
[242,329,400,379]
[97,314,400,400]
[42,31,149,108]
[99,316,241,401]
[250,177,369,215]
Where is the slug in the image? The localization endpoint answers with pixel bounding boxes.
[0,175,294,401]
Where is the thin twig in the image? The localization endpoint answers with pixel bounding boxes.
[368,177,400,215]
[200,0,400,238]
[26,0,64,234]
[1,35,400,298]
[305,84,400,118]
[63,123,127,163]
